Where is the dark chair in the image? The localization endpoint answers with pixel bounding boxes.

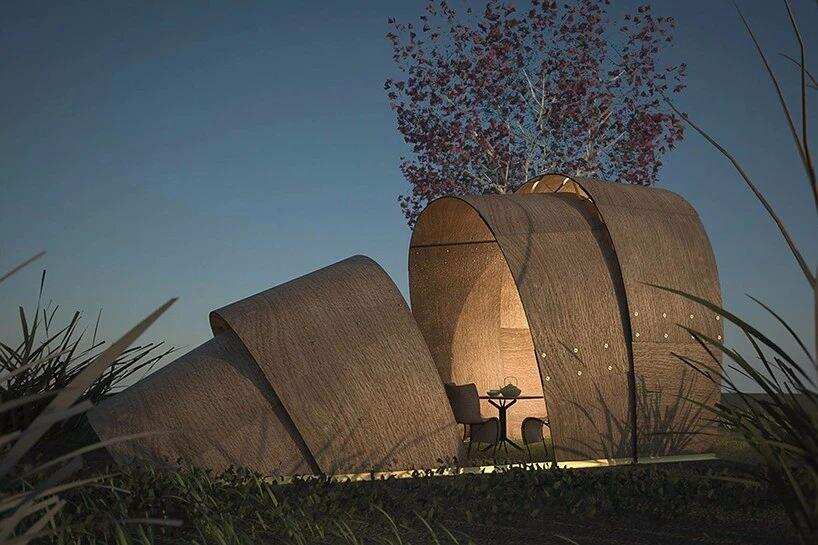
[443,382,499,457]
[521,417,550,461]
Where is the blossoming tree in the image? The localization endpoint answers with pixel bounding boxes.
[385,0,686,225]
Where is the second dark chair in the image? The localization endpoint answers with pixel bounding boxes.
[521,416,550,461]
[443,382,499,457]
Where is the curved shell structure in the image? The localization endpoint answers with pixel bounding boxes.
[88,256,462,475]
[410,176,723,461]
[89,177,722,471]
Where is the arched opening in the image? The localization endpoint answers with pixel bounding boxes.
[515,173,725,458]
[409,198,547,440]
[409,192,639,463]
[517,173,592,200]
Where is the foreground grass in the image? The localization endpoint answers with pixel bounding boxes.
[34,458,797,545]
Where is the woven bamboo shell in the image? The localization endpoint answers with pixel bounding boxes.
[89,255,462,474]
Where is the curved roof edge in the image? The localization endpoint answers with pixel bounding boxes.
[210,255,463,474]
[517,173,724,457]
[409,193,634,461]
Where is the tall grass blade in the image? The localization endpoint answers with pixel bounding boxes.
[0,457,80,538]
[20,431,163,478]
[0,392,60,414]
[734,1,815,207]
[779,53,818,89]
[782,0,816,208]
[661,96,814,287]
[0,254,44,285]
[0,298,176,478]
[415,513,441,545]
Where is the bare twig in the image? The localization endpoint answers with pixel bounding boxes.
[779,54,818,89]
[0,253,45,285]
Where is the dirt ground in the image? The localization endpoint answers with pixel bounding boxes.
[460,512,799,545]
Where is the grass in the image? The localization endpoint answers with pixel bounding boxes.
[1,272,174,447]
[3,3,814,543]
[657,287,818,543]
[37,455,798,545]
[0,254,178,545]
[658,2,817,542]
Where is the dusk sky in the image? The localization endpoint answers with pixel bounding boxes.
[1,0,815,391]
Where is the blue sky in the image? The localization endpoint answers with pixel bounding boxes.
[1,1,815,391]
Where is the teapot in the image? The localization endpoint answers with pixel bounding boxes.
[498,376,521,398]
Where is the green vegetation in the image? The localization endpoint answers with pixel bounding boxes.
[659,2,817,542]
[3,1,815,543]
[41,459,794,545]
[1,273,174,446]
[652,285,818,543]
[0,253,177,545]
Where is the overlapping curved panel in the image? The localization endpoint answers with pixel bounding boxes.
[91,255,462,475]
[210,255,463,474]
[410,195,633,461]
[87,330,316,475]
[520,174,724,455]
[88,177,721,473]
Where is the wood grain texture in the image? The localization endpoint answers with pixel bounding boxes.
[500,265,545,436]
[210,255,463,474]
[632,342,721,455]
[409,241,504,422]
[87,331,316,475]
[408,239,546,436]
[519,174,724,456]
[410,195,633,461]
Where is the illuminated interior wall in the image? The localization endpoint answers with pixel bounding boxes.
[409,198,547,440]
[409,240,546,433]
[410,194,635,461]
[499,261,547,435]
[412,242,544,424]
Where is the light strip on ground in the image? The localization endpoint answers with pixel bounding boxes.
[266,453,717,485]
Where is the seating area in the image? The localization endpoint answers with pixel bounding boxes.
[409,175,723,461]
[444,382,550,461]
[444,383,500,457]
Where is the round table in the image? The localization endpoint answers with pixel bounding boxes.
[478,394,544,453]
